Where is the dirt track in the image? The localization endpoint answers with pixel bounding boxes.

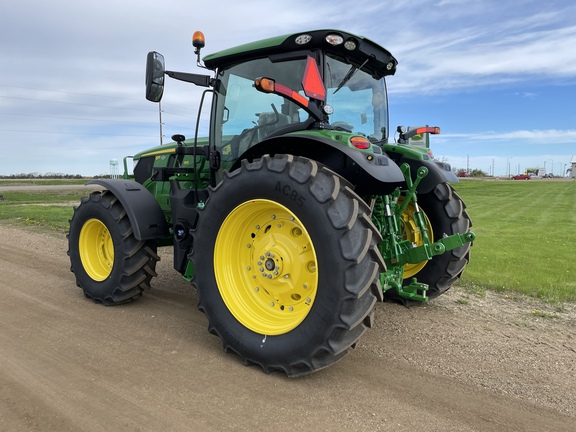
[1,223,575,432]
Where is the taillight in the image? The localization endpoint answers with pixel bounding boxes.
[351,136,370,149]
[416,126,440,135]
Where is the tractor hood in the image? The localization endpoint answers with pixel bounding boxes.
[133,137,209,160]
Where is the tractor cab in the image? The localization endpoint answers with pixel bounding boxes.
[145,30,398,180]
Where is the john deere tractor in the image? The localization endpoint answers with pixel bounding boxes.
[68,30,474,376]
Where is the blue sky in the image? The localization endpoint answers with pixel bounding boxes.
[1,0,575,176]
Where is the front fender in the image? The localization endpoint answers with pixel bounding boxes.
[87,179,169,241]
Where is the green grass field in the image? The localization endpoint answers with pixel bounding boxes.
[452,179,576,303]
[1,179,575,302]
[0,189,85,232]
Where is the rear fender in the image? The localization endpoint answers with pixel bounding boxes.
[231,135,405,195]
[87,179,170,241]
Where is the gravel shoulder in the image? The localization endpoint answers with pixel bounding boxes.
[1,223,574,432]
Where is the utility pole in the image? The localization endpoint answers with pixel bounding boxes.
[159,101,164,145]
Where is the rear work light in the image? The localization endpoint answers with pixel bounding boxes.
[325,34,344,46]
[295,34,312,45]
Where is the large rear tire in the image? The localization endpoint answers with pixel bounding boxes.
[67,190,160,305]
[191,155,384,376]
[386,182,472,301]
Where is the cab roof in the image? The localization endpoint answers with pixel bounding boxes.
[202,29,397,77]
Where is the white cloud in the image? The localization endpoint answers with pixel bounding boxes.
[443,129,576,144]
[1,0,575,175]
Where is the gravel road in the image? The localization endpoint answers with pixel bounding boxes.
[1,223,575,431]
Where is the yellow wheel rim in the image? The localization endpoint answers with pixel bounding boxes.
[214,199,318,335]
[399,198,434,279]
[79,218,114,281]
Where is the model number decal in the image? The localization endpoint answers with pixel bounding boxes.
[274,182,306,207]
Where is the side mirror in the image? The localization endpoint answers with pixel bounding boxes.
[145,51,165,102]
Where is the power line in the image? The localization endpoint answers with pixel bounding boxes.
[0,84,144,102]
[0,129,157,137]
[0,95,196,120]
[0,95,157,113]
[0,111,154,125]
[0,84,200,114]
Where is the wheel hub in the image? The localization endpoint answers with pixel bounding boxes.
[264,257,275,271]
[79,218,114,281]
[214,200,318,335]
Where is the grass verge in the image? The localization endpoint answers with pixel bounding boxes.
[0,190,88,233]
[452,179,576,303]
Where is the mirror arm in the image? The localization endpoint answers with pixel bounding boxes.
[165,71,212,88]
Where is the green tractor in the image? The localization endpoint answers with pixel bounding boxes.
[68,30,474,376]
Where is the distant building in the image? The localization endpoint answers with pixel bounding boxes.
[571,155,576,178]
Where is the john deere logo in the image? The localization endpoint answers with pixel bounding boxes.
[411,134,423,141]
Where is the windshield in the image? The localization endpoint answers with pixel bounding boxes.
[325,53,389,142]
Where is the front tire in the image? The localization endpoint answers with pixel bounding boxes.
[191,155,384,376]
[68,190,160,305]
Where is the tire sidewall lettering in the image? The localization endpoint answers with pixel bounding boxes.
[274,181,306,207]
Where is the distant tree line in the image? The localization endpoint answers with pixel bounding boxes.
[454,168,488,178]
